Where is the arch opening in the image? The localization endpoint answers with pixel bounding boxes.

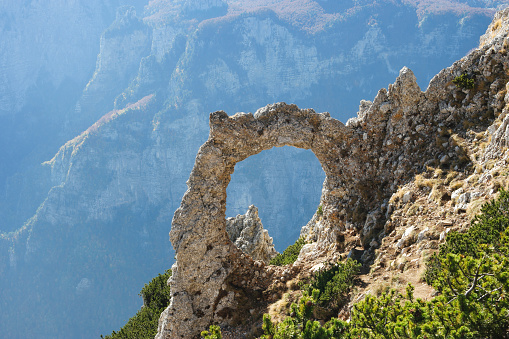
[164,103,356,337]
[226,146,325,255]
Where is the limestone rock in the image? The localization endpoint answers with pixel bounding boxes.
[226,205,278,264]
[402,191,413,204]
[396,226,417,249]
[455,192,471,213]
[78,6,151,118]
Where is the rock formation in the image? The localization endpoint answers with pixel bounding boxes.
[225,205,278,264]
[158,102,359,338]
[157,8,509,337]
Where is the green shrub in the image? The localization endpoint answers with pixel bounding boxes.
[260,192,509,338]
[304,259,361,312]
[261,291,350,339]
[201,325,222,339]
[270,237,306,266]
[423,190,509,337]
[101,269,172,339]
[452,73,475,89]
[139,269,172,310]
[350,242,509,338]
[259,259,359,338]
[425,189,509,283]
[351,191,509,338]
[317,205,323,216]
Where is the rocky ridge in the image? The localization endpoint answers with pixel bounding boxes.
[157,8,509,338]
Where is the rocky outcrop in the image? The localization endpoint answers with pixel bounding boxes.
[158,8,509,337]
[365,7,509,298]
[140,2,497,250]
[226,205,278,264]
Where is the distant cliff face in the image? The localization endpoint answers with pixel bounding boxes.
[0,1,507,338]
[78,6,152,124]
[0,0,148,231]
[139,1,496,117]
[0,0,102,116]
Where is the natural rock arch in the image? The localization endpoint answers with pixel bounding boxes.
[155,67,429,338]
[156,102,373,338]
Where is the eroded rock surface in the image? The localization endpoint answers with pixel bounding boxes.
[226,205,277,264]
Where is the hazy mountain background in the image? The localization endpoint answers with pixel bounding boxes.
[0,0,506,337]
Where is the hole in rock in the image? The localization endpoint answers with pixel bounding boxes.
[226,146,325,255]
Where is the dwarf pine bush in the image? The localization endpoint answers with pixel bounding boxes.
[452,73,475,89]
[270,237,306,266]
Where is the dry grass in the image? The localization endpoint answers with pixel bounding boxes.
[267,291,300,323]
[474,131,486,141]
[445,171,458,184]
[492,176,509,192]
[389,188,407,204]
[467,199,486,220]
[406,203,420,217]
[450,180,464,191]
[484,159,497,170]
[450,134,469,150]
[434,168,445,178]
[455,154,472,167]
[415,174,437,190]
[498,89,507,100]
[479,140,490,151]
[492,19,502,32]
[428,185,450,205]
[286,279,300,291]
[372,282,392,297]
